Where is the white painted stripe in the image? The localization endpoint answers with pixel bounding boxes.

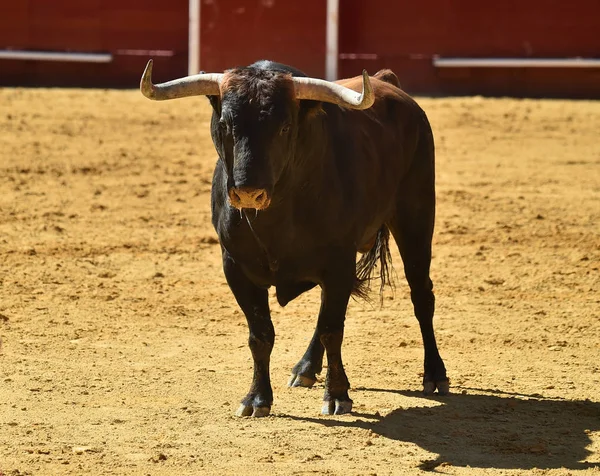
[0,50,112,63]
[433,57,600,68]
[117,49,173,57]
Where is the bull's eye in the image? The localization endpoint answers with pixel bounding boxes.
[280,123,291,135]
[219,118,230,134]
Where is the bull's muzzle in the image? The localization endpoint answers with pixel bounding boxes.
[228,187,271,210]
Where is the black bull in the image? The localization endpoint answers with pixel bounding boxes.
[141,60,448,416]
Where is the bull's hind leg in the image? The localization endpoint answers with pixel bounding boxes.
[288,327,324,387]
[223,251,275,417]
[288,278,354,411]
[388,153,449,395]
[388,208,449,395]
[277,281,324,388]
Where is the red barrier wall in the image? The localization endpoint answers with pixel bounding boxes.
[0,0,598,96]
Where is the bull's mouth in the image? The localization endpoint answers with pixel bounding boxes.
[228,187,271,210]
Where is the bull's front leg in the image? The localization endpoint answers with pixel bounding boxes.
[223,251,274,417]
[316,258,356,415]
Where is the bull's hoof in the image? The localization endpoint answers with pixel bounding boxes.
[235,404,271,417]
[287,373,317,388]
[321,399,353,415]
[423,379,450,396]
[437,379,450,396]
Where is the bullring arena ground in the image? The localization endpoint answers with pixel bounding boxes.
[0,86,599,476]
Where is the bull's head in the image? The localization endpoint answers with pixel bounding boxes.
[140,60,374,211]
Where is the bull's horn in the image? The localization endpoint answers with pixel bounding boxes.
[140,59,223,100]
[292,71,374,110]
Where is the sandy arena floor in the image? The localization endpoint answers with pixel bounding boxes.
[0,86,599,475]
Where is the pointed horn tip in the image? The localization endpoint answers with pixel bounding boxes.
[360,70,374,109]
[361,70,371,85]
[362,70,372,90]
[140,59,156,99]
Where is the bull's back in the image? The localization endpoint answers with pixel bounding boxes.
[325,77,430,225]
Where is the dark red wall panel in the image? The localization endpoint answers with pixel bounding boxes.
[200,0,326,77]
[342,0,600,58]
[100,0,188,52]
[29,1,103,51]
[0,0,188,87]
[0,1,31,48]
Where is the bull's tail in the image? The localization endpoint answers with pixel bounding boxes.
[353,225,394,303]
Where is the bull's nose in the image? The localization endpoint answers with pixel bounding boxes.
[228,187,271,210]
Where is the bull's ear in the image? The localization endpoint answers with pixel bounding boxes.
[299,99,325,119]
[207,95,221,113]
[200,69,222,112]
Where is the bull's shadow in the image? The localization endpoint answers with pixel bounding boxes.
[285,388,600,471]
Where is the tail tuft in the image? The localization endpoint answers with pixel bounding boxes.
[353,225,394,303]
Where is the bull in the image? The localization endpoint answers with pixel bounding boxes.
[140,59,448,416]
